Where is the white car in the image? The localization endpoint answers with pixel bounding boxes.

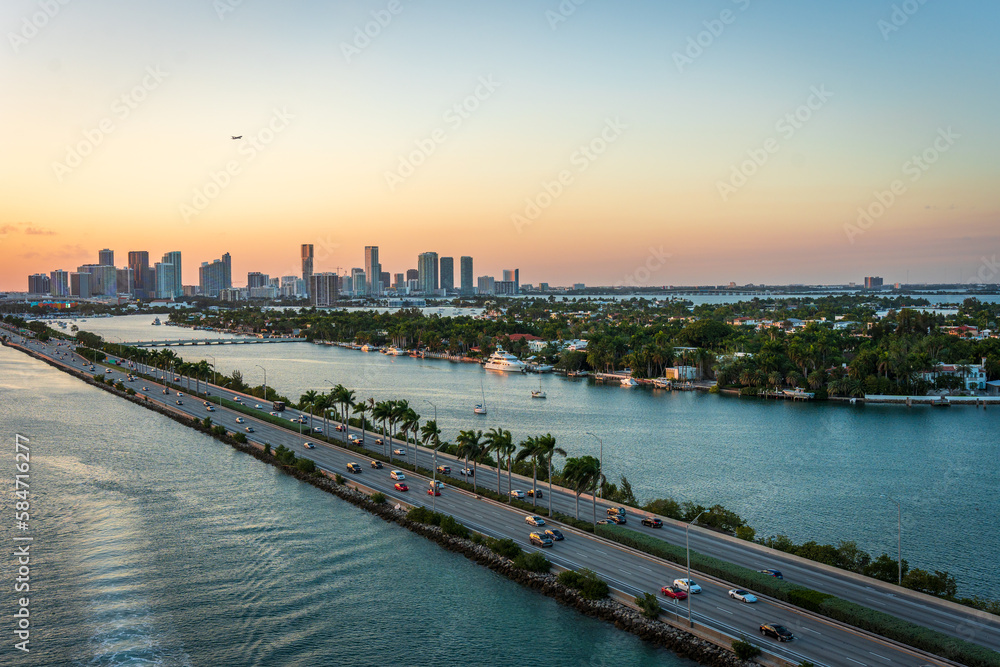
[313,426,323,433]
[510,490,526,499]
[460,468,474,476]
[349,435,361,444]
[255,404,262,409]
[525,515,545,526]
[674,578,702,594]
[728,589,758,603]
[390,470,406,481]
[393,448,406,456]
[236,417,245,424]
[303,442,315,449]
[177,392,184,397]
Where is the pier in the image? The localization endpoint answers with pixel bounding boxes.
[123,337,307,347]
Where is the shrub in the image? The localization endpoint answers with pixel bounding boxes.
[514,551,551,573]
[486,537,522,560]
[232,432,247,444]
[295,457,316,473]
[635,592,661,619]
[370,492,386,505]
[551,512,593,532]
[212,425,226,437]
[732,637,761,660]
[470,533,484,545]
[440,515,470,538]
[334,473,345,484]
[264,443,271,454]
[558,568,608,600]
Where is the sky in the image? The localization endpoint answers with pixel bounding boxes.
[2,0,999,290]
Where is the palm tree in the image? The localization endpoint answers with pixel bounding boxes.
[372,401,392,457]
[420,419,441,450]
[535,433,565,516]
[401,407,420,467]
[336,385,356,428]
[455,429,484,493]
[390,400,409,447]
[352,400,370,443]
[484,427,512,500]
[316,393,334,437]
[562,455,601,522]
[299,389,319,411]
[515,436,541,506]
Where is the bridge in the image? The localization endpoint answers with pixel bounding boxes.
[123,337,307,347]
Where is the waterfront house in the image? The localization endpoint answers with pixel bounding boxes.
[919,358,988,391]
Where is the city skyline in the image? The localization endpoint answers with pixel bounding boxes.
[2,1,999,291]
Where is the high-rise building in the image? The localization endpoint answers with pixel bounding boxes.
[28,274,50,294]
[440,256,454,291]
[280,275,299,298]
[495,280,515,295]
[247,272,269,289]
[77,264,117,296]
[70,272,91,298]
[364,246,381,296]
[393,273,405,290]
[460,256,474,295]
[99,248,114,267]
[155,263,176,299]
[380,271,390,294]
[418,252,438,294]
[406,268,418,282]
[116,267,134,295]
[539,282,550,292]
[310,273,339,307]
[351,268,366,297]
[142,267,156,298]
[50,270,69,297]
[476,275,495,295]
[864,276,884,289]
[503,269,514,283]
[301,244,314,297]
[514,268,519,294]
[199,254,232,298]
[162,251,182,298]
[340,274,353,295]
[128,251,150,297]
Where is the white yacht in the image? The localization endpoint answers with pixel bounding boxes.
[384,346,407,356]
[483,347,527,373]
[620,377,639,387]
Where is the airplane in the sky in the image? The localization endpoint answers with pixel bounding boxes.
[231,135,242,140]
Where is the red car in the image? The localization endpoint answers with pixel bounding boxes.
[427,488,441,496]
[661,586,688,601]
[394,482,408,492]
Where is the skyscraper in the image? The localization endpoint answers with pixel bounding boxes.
[406,268,418,282]
[310,273,339,307]
[301,244,314,297]
[477,275,495,295]
[28,274,50,294]
[128,251,150,297]
[417,252,438,294]
[364,246,381,296]
[116,267,134,295]
[247,272,269,289]
[199,254,232,298]
[50,269,69,297]
[460,256,474,295]
[393,273,405,290]
[99,248,114,267]
[70,272,91,298]
[351,268,366,297]
[155,262,176,299]
[162,251,182,298]
[440,256,454,291]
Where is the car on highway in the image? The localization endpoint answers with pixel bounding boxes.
[758,569,783,579]
[525,515,545,526]
[436,465,451,474]
[390,470,406,481]
[544,529,564,541]
[303,443,315,449]
[374,437,384,446]
[203,401,211,406]
[427,488,441,496]
[527,489,542,498]
[529,532,553,547]
[641,517,663,528]
[673,578,702,594]
[394,482,409,492]
[142,386,149,391]
[460,468,473,476]
[607,507,626,517]
[245,427,254,433]
[371,460,383,469]
[346,463,362,474]
[162,388,169,394]
[254,404,262,409]
[232,395,242,401]
[270,411,279,416]
[105,369,112,374]
[349,435,362,444]
[509,490,526,499]
[429,480,445,490]
[759,623,793,642]
[728,589,758,603]
[206,406,215,412]
[313,426,323,433]
[596,519,614,525]
[236,417,245,424]
[176,400,183,405]
[177,392,184,397]
[335,424,345,432]
[393,448,406,456]
[607,514,627,525]
[660,585,688,600]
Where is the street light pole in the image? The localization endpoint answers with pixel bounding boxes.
[207,354,217,396]
[431,440,445,512]
[586,432,603,498]
[254,364,267,404]
[686,510,705,628]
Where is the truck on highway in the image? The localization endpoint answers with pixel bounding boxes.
[272,401,285,412]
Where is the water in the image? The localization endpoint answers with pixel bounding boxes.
[0,344,688,666]
[61,315,1000,597]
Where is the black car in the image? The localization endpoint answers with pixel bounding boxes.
[641,517,663,528]
[371,460,383,469]
[758,569,784,579]
[527,488,543,498]
[544,529,564,541]
[759,623,793,642]
[609,514,626,525]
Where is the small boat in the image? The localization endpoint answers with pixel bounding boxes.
[152,317,161,325]
[782,389,815,399]
[531,380,546,399]
[475,381,487,414]
[385,346,407,356]
[620,377,639,387]
[652,378,671,389]
[361,344,372,352]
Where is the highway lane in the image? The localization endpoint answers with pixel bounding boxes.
[7,335,974,667]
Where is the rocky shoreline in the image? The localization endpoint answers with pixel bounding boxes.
[4,339,756,666]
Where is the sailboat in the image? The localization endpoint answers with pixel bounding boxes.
[531,379,546,399]
[474,381,487,414]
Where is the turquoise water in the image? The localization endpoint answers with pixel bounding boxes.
[0,345,688,666]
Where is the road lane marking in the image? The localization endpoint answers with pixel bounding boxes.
[868,652,891,662]
[845,659,867,666]
[714,606,733,615]
[802,627,822,635]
